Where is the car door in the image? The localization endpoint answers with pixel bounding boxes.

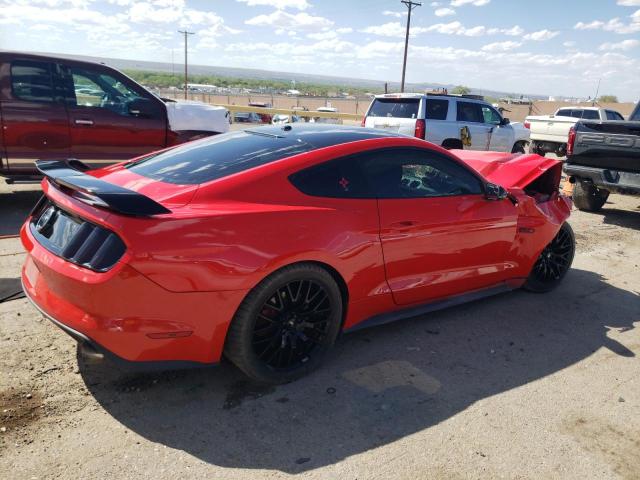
[481,105,512,152]
[456,101,491,150]
[360,148,518,306]
[0,57,70,174]
[60,62,167,168]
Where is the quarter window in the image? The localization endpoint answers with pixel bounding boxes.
[289,157,369,198]
[582,110,599,120]
[10,60,55,103]
[605,110,624,121]
[359,149,483,199]
[456,102,484,123]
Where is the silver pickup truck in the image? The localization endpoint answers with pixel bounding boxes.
[564,102,640,212]
[363,93,530,153]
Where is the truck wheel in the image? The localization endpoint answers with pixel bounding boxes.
[511,141,527,154]
[530,141,542,156]
[442,139,464,150]
[573,181,609,212]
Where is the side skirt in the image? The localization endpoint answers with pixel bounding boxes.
[344,283,515,333]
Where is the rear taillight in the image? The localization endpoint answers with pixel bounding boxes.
[567,126,576,157]
[524,121,530,129]
[360,115,366,127]
[414,119,426,139]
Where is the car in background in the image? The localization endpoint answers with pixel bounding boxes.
[362,93,530,153]
[0,51,229,182]
[526,107,624,157]
[272,113,302,125]
[310,106,342,125]
[564,101,640,212]
[233,111,262,123]
[248,102,273,123]
[22,125,573,384]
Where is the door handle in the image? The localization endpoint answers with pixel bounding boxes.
[74,119,94,126]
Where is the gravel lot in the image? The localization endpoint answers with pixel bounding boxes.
[1,181,638,480]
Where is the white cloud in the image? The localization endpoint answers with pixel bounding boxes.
[500,25,524,36]
[617,0,640,5]
[236,0,309,10]
[382,10,406,18]
[435,7,456,16]
[575,16,640,34]
[245,10,333,31]
[563,40,577,48]
[336,27,353,34]
[450,0,490,6]
[425,21,525,37]
[481,40,522,52]
[430,2,441,6]
[523,29,560,41]
[599,39,639,51]
[362,22,428,38]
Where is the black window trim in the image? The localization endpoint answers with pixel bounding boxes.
[289,146,488,200]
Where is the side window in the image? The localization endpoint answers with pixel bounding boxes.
[359,149,483,199]
[606,111,624,121]
[10,60,55,103]
[289,157,369,198]
[582,110,599,120]
[425,99,449,120]
[456,102,484,123]
[556,109,572,117]
[481,106,502,125]
[69,67,147,116]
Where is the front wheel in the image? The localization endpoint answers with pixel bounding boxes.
[524,223,575,293]
[224,264,343,384]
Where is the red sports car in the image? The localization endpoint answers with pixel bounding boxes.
[21,125,574,383]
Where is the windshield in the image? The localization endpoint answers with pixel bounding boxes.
[631,104,640,121]
[368,98,420,119]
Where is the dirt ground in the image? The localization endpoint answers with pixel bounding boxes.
[1,181,639,480]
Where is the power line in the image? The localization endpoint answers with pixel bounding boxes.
[400,0,421,93]
[178,30,195,100]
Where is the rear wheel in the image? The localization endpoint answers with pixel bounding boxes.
[224,264,343,384]
[524,223,575,293]
[511,141,528,154]
[573,181,609,212]
[442,139,464,150]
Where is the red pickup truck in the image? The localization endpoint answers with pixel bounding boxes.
[0,51,229,182]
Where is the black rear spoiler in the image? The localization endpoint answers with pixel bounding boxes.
[36,160,171,216]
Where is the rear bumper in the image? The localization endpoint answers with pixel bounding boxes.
[564,164,640,195]
[21,223,248,365]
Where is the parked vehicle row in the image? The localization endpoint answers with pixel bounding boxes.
[526,107,625,157]
[362,93,531,154]
[0,51,229,182]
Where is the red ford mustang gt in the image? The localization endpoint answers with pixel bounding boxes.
[21,125,574,383]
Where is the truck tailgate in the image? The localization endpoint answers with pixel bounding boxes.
[568,121,640,172]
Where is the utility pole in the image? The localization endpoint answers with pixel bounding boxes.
[593,78,601,106]
[400,1,421,93]
[178,30,195,100]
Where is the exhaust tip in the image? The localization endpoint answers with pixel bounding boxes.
[79,342,104,361]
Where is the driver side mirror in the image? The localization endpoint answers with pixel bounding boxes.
[500,117,510,126]
[485,183,508,201]
[128,98,156,118]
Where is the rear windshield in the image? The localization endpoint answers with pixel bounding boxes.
[126,131,312,184]
[368,98,420,119]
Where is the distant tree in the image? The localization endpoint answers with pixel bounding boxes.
[598,95,618,103]
[452,85,471,95]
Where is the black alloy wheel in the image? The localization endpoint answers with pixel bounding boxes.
[524,222,575,293]
[225,264,342,384]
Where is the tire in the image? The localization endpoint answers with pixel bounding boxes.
[524,223,575,293]
[224,264,343,384]
[573,181,609,212]
[442,139,464,150]
[511,141,527,154]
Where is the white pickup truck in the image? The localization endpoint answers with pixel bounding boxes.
[526,107,624,157]
[363,93,531,153]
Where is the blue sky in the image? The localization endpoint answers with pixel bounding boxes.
[0,0,638,100]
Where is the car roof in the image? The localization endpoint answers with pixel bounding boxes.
[243,124,403,146]
[125,125,403,185]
